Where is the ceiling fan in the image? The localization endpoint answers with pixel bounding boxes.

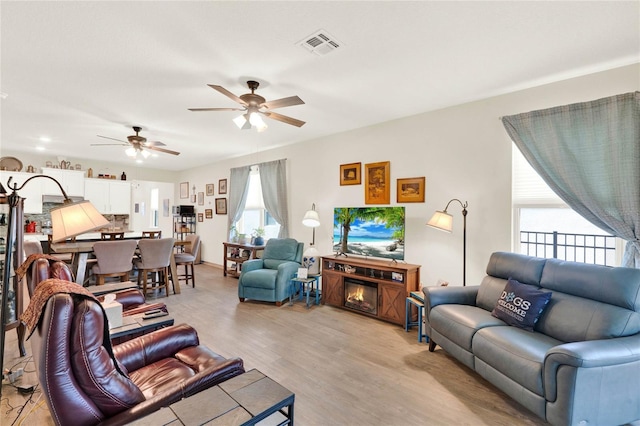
[189,80,305,130]
[92,126,180,157]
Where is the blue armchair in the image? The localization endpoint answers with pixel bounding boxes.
[238,238,304,306]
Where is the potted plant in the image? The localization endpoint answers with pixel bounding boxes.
[229,225,238,243]
[252,227,265,246]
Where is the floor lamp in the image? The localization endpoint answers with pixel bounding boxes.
[0,174,108,398]
[302,203,320,275]
[427,199,468,286]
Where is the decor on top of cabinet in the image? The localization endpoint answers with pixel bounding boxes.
[340,162,361,186]
[252,228,265,246]
[364,161,390,204]
[397,177,425,203]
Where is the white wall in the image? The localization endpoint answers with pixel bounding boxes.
[178,64,639,287]
[130,180,174,237]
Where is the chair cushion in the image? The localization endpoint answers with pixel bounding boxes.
[241,269,279,289]
[70,299,145,416]
[263,238,299,264]
[174,253,196,263]
[491,278,552,331]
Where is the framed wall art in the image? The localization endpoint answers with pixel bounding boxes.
[397,177,425,203]
[206,183,214,196]
[190,194,196,203]
[218,179,227,194]
[180,182,189,199]
[364,161,390,204]
[340,162,361,186]
[198,192,204,205]
[198,213,204,222]
[205,209,213,219]
[215,197,227,214]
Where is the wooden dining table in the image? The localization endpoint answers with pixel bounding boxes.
[50,240,189,294]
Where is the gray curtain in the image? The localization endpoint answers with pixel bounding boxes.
[227,165,251,240]
[259,159,290,238]
[502,92,640,267]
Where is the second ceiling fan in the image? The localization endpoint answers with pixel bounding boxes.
[189,80,305,130]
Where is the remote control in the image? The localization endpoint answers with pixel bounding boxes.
[144,309,162,316]
[142,311,169,320]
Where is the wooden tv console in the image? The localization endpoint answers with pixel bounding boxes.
[321,256,421,326]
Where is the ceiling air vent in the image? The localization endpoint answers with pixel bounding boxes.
[298,29,342,56]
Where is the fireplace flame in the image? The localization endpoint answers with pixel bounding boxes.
[347,287,364,303]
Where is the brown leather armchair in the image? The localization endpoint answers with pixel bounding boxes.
[26,257,167,316]
[28,280,245,425]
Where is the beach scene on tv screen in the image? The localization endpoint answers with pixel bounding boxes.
[333,207,405,260]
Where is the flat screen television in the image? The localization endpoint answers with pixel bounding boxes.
[333,207,405,260]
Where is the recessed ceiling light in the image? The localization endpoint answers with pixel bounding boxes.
[36,146,46,151]
[39,136,51,142]
[136,159,143,164]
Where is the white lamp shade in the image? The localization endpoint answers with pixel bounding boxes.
[427,210,453,232]
[302,209,320,227]
[51,200,110,242]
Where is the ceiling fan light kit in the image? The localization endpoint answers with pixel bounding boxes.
[93,126,180,159]
[189,80,305,131]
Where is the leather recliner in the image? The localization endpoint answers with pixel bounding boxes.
[27,257,168,317]
[27,274,245,425]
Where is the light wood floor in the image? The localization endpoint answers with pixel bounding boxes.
[2,263,548,425]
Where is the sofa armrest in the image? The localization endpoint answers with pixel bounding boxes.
[240,258,264,274]
[423,285,479,323]
[544,334,640,402]
[113,324,200,372]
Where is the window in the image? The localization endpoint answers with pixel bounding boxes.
[150,188,159,228]
[234,167,280,240]
[512,146,622,266]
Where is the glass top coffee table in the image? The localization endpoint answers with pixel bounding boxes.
[109,312,174,344]
[131,369,295,425]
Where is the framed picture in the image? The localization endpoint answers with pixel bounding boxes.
[190,194,196,203]
[215,197,227,214]
[364,161,390,204]
[206,183,214,196]
[340,162,361,186]
[180,182,189,199]
[218,179,227,194]
[397,177,425,203]
[198,191,204,205]
[205,208,213,219]
[198,213,204,222]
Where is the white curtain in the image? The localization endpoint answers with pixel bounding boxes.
[259,159,290,238]
[502,92,640,267]
[227,165,251,240]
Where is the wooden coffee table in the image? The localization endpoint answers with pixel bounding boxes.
[131,369,294,425]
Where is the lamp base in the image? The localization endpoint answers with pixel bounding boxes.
[303,246,320,275]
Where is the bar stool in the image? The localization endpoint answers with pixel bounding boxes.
[173,234,200,288]
[101,231,125,240]
[135,238,175,297]
[142,230,162,239]
[91,240,138,285]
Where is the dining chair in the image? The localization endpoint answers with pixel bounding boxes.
[101,231,125,240]
[173,234,201,288]
[91,239,138,285]
[135,237,175,297]
[24,240,43,257]
[142,230,162,239]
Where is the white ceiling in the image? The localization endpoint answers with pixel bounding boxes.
[1,1,638,171]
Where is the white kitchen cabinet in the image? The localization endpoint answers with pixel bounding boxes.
[41,168,85,197]
[0,171,44,213]
[84,179,131,214]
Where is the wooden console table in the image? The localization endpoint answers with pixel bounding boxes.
[223,242,265,277]
[321,256,421,326]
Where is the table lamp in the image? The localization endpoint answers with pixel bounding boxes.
[0,174,109,398]
[427,199,468,286]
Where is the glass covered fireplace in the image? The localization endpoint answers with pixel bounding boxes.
[344,277,378,315]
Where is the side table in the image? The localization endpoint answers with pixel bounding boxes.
[405,291,428,343]
[289,275,321,308]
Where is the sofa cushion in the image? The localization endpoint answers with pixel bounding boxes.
[473,325,562,396]
[430,304,505,352]
[491,278,552,332]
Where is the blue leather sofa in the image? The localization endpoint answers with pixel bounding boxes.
[423,251,640,426]
[238,238,303,305]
